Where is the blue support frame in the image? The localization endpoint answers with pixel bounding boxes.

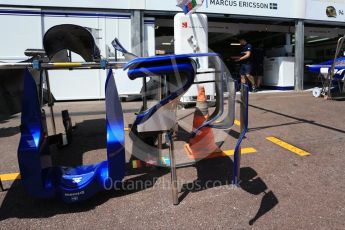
[232,84,249,186]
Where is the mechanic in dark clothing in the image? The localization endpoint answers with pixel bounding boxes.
[235,37,258,92]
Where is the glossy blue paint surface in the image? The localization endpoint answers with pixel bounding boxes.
[124,53,220,71]
[125,53,222,129]
[105,69,126,187]
[17,69,125,203]
[308,57,345,73]
[17,69,55,198]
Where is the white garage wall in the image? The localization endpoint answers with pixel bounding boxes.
[0,8,155,100]
[0,7,43,62]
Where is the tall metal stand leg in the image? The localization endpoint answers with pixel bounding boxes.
[157,76,164,165]
[142,77,148,110]
[157,134,163,165]
[233,84,249,186]
[44,70,57,135]
[39,70,44,107]
[167,130,178,205]
[238,85,246,182]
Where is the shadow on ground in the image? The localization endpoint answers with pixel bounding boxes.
[179,156,278,225]
[0,126,20,138]
[0,117,278,226]
[249,104,345,134]
[0,114,20,138]
[0,115,15,124]
[50,118,107,167]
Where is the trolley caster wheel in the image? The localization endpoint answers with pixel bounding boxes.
[312,87,322,98]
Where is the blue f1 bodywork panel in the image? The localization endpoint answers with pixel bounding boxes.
[308,57,345,73]
[124,53,225,132]
[308,57,345,81]
[17,69,54,198]
[17,69,125,203]
[17,53,239,203]
[125,54,197,128]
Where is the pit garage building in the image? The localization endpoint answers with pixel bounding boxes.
[1,0,345,99]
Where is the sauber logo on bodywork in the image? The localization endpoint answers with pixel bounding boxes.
[72,177,83,184]
[64,191,85,197]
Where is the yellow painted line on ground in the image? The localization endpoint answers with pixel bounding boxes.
[266,136,311,157]
[0,173,21,181]
[223,147,257,156]
[0,148,255,182]
[234,119,241,126]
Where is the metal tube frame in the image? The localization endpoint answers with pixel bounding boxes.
[39,70,45,107]
[157,75,164,166]
[0,61,126,70]
[167,129,178,205]
[44,69,57,135]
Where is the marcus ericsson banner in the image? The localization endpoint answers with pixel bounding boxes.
[206,0,278,10]
[146,0,305,19]
[2,0,345,22]
[199,0,304,18]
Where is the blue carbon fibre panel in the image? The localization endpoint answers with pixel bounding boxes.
[126,58,196,127]
[125,53,224,129]
[124,53,220,72]
[17,69,125,203]
[308,57,345,72]
[105,69,126,187]
[17,69,55,198]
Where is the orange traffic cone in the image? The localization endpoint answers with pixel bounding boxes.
[184,86,223,160]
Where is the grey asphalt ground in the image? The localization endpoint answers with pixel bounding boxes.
[0,91,345,229]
